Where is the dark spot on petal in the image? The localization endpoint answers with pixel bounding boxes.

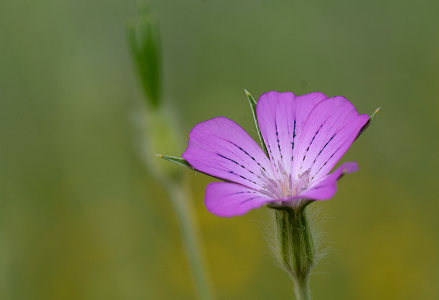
[228,141,267,173]
[240,197,260,204]
[313,144,343,178]
[217,153,239,165]
[275,122,283,159]
[293,120,296,139]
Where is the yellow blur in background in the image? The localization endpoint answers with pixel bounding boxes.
[1,0,439,299]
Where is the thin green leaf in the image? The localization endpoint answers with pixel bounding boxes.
[156,154,194,170]
[244,89,269,156]
[356,107,381,140]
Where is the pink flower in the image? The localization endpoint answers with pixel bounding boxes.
[182,91,368,217]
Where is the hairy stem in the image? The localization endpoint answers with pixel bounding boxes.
[275,207,314,300]
[293,276,310,300]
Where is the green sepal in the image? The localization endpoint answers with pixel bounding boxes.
[356,107,381,140]
[244,89,269,156]
[156,154,194,170]
[273,206,314,299]
[268,199,314,212]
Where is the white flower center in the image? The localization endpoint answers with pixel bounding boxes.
[259,162,311,201]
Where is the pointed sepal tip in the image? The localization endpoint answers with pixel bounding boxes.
[156,154,194,170]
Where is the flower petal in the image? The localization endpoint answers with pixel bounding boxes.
[297,162,359,200]
[182,117,273,190]
[292,96,368,182]
[205,182,275,217]
[294,92,330,137]
[256,91,327,176]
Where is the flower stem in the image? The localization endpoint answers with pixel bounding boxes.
[274,206,314,300]
[168,180,215,300]
[293,277,310,300]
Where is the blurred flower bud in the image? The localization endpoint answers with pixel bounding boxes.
[128,4,162,109]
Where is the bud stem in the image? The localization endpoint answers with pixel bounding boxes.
[168,180,215,300]
[275,206,314,300]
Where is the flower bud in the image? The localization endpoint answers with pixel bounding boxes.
[128,4,162,109]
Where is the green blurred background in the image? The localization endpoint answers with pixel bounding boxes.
[1,0,439,299]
